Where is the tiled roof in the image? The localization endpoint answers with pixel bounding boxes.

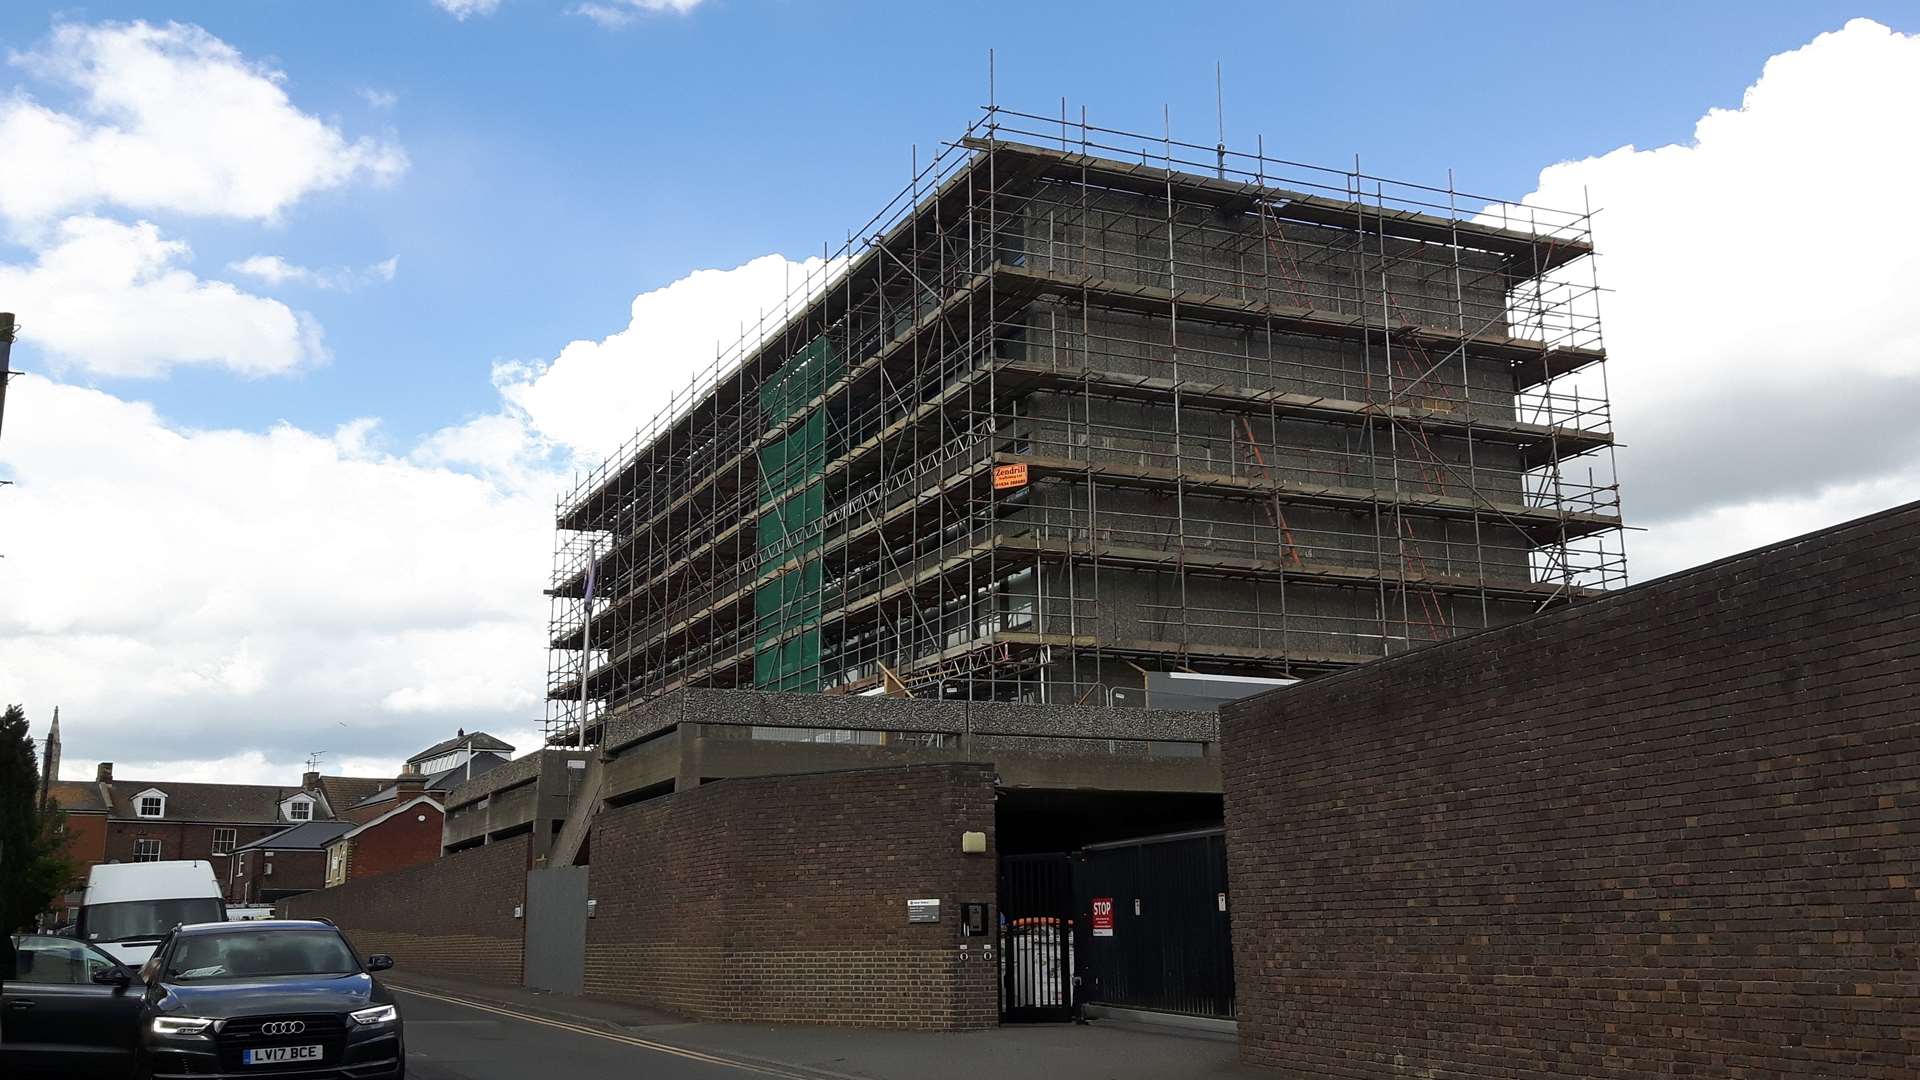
[406,731,514,764]
[46,780,109,813]
[349,753,508,810]
[315,775,389,815]
[103,780,304,824]
[234,821,354,851]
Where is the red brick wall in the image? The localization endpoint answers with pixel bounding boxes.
[286,835,528,987]
[49,812,108,918]
[1221,504,1920,1079]
[57,811,108,866]
[228,848,328,902]
[585,763,998,1030]
[105,820,281,866]
[342,804,444,882]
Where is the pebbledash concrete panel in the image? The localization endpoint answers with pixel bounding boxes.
[601,688,1220,752]
[1220,500,1920,1079]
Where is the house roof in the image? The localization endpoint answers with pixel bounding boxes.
[102,780,305,823]
[46,780,109,813]
[349,753,508,810]
[406,731,513,764]
[314,775,389,815]
[326,796,443,845]
[235,820,354,851]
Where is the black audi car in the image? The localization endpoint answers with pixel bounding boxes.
[133,919,405,1079]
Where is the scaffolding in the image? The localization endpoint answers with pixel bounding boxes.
[543,106,1627,746]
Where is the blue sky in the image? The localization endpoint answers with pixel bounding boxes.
[3,0,1909,444]
[3,3,1918,780]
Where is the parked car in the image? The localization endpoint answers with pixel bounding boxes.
[77,860,227,969]
[2,920,403,1079]
[136,920,404,1078]
[2,934,145,1078]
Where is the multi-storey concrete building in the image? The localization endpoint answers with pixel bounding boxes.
[545,109,1625,742]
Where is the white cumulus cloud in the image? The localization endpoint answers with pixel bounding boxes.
[1489,18,1920,580]
[569,0,706,29]
[1,252,824,779]
[0,375,560,773]
[497,252,837,458]
[432,0,504,20]
[0,216,324,378]
[229,253,400,291]
[0,20,406,227]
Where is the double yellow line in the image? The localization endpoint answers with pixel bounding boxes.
[390,983,828,1080]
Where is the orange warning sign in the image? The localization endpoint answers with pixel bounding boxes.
[992,463,1029,490]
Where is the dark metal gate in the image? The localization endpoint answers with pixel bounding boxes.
[998,853,1074,1022]
[523,866,587,994]
[1073,829,1234,1019]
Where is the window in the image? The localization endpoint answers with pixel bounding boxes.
[79,898,222,944]
[138,795,164,818]
[211,827,237,855]
[326,844,347,886]
[135,839,162,862]
[287,799,312,821]
[13,936,122,984]
[165,928,358,981]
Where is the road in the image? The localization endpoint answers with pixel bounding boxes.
[396,987,824,1080]
[392,980,1256,1080]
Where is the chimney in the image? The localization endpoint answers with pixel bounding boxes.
[302,771,321,790]
[96,762,113,783]
[396,773,427,797]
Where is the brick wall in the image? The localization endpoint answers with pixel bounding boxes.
[50,812,108,919]
[286,835,528,987]
[105,820,281,865]
[229,847,327,902]
[341,803,444,883]
[585,762,998,1030]
[1221,503,1920,1078]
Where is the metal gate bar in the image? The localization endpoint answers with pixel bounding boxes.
[999,853,1074,1022]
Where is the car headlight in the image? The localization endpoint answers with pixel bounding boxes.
[350,1004,398,1026]
[151,1015,216,1037]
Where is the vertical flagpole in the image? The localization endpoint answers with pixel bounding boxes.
[579,540,594,749]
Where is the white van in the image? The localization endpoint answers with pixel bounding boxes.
[77,860,227,968]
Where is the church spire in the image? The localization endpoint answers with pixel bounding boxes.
[39,706,61,809]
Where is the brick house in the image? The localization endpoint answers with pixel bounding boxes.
[329,729,511,830]
[42,780,110,924]
[40,728,506,910]
[45,762,380,904]
[403,730,513,779]
[323,796,445,888]
[227,821,355,904]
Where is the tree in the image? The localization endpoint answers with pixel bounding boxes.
[0,704,74,931]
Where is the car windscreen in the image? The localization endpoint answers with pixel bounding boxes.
[165,929,361,981]
[80,897,225,943]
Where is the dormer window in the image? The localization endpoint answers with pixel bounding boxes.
[288,798,312,821]
[132,789,168,818]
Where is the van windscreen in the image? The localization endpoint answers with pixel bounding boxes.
[80,898,225,942]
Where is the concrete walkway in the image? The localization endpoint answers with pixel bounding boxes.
[385,972,1264,1080]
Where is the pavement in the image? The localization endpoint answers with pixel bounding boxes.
[389,972,1264,1080]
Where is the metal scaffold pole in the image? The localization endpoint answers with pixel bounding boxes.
[538,108,1626,722]
[0,312,16,446]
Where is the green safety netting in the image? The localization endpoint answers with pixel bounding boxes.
[751,337,843,691]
